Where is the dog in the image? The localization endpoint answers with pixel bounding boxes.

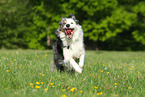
[53,14,85,73]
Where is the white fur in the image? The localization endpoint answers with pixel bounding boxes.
[59,18,85,73]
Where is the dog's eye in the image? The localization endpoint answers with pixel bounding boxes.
[71,22,73,24]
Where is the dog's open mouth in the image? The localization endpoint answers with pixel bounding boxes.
[64,28,74,38]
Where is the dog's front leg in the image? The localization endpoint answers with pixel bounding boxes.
[79,53,85,68]
[70,58,82,73]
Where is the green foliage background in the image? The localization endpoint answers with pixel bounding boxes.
[0,0,145,50]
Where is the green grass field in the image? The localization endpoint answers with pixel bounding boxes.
[0,50,145,97]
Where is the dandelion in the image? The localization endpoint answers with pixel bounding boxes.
[129,68,132,70]
[94,86,98,89]
[35,85,40,89]
[30,83,33,86]
[19,66,21,68]
[62,89,66,91]
[37,56,39,58]
[97,93,100,95]
[67,87,69,89]
[50,83,53,85]
[46,69,48,71]
[31,86,33,88]
[114,83,117,86]
[128,87,132,89]
[80,91,83,93]
[107,72,109,74]
[138,71,140,74]
[14,92,19,94]
[41,82,43,85]
[62,94,67,97]
[42,74,45,76]
[36,82,40,85]
[7,70,9,72]
[44,88,47,91]
[70,88,76,92]
[45,54,48,57]
[115,94,118,97]
[40,73,42,75]
[100,92,103,95]
[103,64,105,66]
[101,70,103,72]
[42,64,44,66]
[14,59,16,61]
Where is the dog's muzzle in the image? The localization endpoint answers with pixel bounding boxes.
[64,28,74,39]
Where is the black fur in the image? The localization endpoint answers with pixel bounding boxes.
[53,35,65,72]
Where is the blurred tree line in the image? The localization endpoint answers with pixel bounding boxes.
[0,0,145,50]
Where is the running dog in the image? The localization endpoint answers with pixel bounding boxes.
[53,14,85,73]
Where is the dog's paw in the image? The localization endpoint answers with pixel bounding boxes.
[79,64,84,68]
[76,68,82,73]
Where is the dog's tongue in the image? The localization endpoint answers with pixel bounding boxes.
[65,29,72,38]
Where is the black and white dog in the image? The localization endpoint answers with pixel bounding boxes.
[53,14,85,73]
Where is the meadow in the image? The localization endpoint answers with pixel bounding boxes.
[0,50,145,97]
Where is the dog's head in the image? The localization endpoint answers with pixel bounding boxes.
[59,14,79,39]
[63,18,77,39]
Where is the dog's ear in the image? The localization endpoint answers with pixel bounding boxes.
[75,20,79,24]
[68,14,76,20]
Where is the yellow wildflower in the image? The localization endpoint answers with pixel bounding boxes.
[46,69,48,71]
[107,72,109,74]
[30,83,33,86]
[128,87,132,89]
[100,92,103,95]
[97,93,100,95]
[62,95,67,97]
[70,88,76,92]
[41,82,43,85]
[62,89,66,91]
[36,82,40,85]
[114,83,117,85]
[44,88,47,91]
[115,94,118,97]
[67,87,69,89]
[35,85,40,89]
[14,92,19,94]
[14,59,16,61]
[50,83,53,85]
[101,70,103,72]
[80,91,83,93]
[103,64,105,66]
[7,70,9,72]
[42,74,45,76]
[94,86,98,89]
[42,64,44,66]
[19,66,21,68]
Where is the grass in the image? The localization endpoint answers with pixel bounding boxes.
[0,50,145,97]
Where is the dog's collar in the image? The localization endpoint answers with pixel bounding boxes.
[63,45,70,49]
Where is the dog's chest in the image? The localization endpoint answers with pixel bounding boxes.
[68,41,83,58]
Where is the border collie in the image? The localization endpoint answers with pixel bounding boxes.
[53,14,85,73]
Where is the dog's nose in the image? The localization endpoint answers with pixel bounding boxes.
[66,24,70,28]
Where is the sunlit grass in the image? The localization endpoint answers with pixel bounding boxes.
[0,50,145,97]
